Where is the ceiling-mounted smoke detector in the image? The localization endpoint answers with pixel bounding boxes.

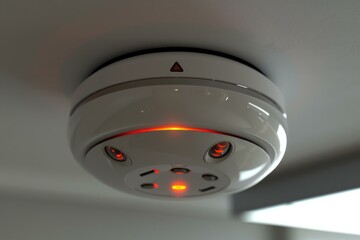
[68,50,287,199]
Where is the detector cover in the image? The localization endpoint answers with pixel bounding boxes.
[68,51,287,199]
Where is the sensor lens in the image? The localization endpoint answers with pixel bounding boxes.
[209,141,231,158]
[171,168,190,174]
[105,146,126,161]
[202,174,218,181]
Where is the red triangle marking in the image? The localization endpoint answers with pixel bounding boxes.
[170,62,183,72]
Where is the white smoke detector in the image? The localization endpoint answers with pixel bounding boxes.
[68,50,287,199]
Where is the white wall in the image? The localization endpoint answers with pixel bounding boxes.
[1,194,359,240]
[0,196,269,240]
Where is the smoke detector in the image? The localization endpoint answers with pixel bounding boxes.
[68,50,287,199]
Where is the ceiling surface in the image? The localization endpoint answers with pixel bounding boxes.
[1,0,360,216]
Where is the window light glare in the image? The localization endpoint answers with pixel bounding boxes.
[243,188,360,235]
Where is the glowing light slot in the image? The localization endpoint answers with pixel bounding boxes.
[172,185,187,191]
[111,126,228,139]
[171,183,187,197]
[248,102,270,116]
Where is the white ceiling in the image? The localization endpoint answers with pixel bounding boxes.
[1,0,360,216]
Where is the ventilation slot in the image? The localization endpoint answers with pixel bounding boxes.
[140,170,156,177]
[199,186,215,192]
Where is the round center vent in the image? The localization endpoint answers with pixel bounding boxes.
[68,50,287,199]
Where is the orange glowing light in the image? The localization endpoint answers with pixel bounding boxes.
[171,184,187,191]
[214,148,224,153]
[100,125,239,146]
[216,142,228,148]
[153,183,159,189]
[117,126,221,136]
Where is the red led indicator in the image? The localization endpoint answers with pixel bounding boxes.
[154,169,160,174]
[105,146,127,161]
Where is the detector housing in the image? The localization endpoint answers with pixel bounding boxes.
[68,51,287,199]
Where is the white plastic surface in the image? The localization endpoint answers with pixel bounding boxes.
[68,52,287,198]
[72,52,285,110]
